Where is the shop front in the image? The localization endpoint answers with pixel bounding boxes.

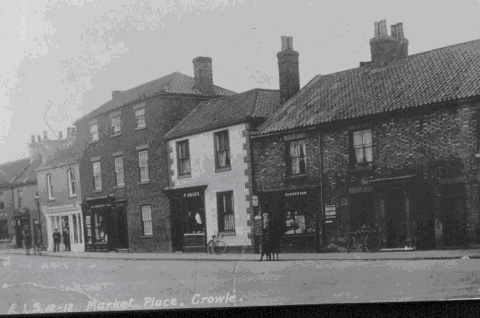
[13,208,30,248]
[44,204,84,252]
[82,196,129,252]
[258,187,321,253]
[165,186,207,253]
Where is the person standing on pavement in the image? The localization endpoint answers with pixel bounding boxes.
[63,228,71,251]
[22,225,32,255]
[53,228,61,252]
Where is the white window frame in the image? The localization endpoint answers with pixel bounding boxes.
[111,116,121,135]
[17,188,23,208]
[135,108,146,129]
[114,156,125,187]
[47,173,54,200]
[90,124,99,142]
[141,205,153,236]
[67,169,76,197]
[93,161,102,191]
[138,150,149,182]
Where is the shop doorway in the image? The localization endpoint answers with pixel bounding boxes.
[384,189,407,248]
[442,184,466,248]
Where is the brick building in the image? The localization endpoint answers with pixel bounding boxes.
[36,128,84,252]
[252,20,480,251]
[75,57,234,252]
[0,132,70,250]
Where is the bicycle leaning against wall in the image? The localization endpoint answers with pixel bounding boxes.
[207,232,227,255]
[346,224,380,253]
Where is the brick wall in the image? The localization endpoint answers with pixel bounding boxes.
[253,99,480,248]
[76,95,211,252]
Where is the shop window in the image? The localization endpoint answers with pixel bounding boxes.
[0,220,8,240]
[85,215,92,244]
[90,124,99,142]
[177,140,191,176]
[67,169,76,197]
[135,108,146,129]
[114,157,125,187]
[286,139,306,175]
[93,212,107,242]
[111,116,121,135]
[17,188,23,208]
[93,161,102,191]
[214,130,230,170]
[138,150,149,182]
[217,191,235,232]
[141,205,153,236]
[350,193,375,231]
[283,191,316,235]
[352,129,373,166]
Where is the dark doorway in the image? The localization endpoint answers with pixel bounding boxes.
[116,202,129,250]
[384,189,406,248]
[414,186,436,250]
[350,193,375,231]
[442,184,466,248]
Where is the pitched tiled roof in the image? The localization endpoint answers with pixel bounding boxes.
[165,88,280,140]
[257,39,480,135]
[10,157,43,187]
[0,158,31,188]
[78,72,235,122]
[37,146,79,172]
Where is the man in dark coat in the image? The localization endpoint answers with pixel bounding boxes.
[22,225,32,255]
[53,228,61,252]
[63,228,71,251]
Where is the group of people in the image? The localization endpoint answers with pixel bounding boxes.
[53,228,71,252]
[21,225,71,255]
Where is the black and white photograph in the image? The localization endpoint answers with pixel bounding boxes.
[1,0,480,315]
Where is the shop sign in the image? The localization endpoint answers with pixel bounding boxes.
[285,191,307,197]
[251,195,258,207]
[325,205,336,219]
[184,191,200,198]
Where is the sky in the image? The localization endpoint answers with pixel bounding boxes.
[1,0,480,164]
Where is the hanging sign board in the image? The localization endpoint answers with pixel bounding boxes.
[325,205,336,219]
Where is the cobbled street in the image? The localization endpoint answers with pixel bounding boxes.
[2,253,480,314]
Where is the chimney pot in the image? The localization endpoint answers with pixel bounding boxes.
[391,25,397,39]
[37,135,41,143]
[71,127,76,137]
[58,131,63,139]
[31,135,35,144]
[396,23,404,39]
[66,127,71,138]
[43,131,48,141]
[192,57,214,95]
[281,36,294,51]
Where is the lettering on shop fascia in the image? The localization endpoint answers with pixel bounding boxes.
[285,191,307,197]
[183,191,200,198]
[44,204,80,214]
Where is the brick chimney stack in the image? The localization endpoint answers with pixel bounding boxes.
[192,57,214,96]
[369,20,408,67]
[277,36,300,105]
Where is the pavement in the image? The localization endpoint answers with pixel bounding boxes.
[2,247,480,261]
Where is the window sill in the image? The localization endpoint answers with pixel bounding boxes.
[138,180,150,185]
[114,185,125,189]
[93,190,103,193]
[89,140,99,144]
[219,232,236,236]
[215,166,231,173]
[135,126,147,131]
[111,132,122,138]
[348,165,373,172]
[284,173,308,180]
[47,199,55,202]
[68,195,77,199]
[0,239,10,242]
[141,235,153,238]
[178,173,191,179]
